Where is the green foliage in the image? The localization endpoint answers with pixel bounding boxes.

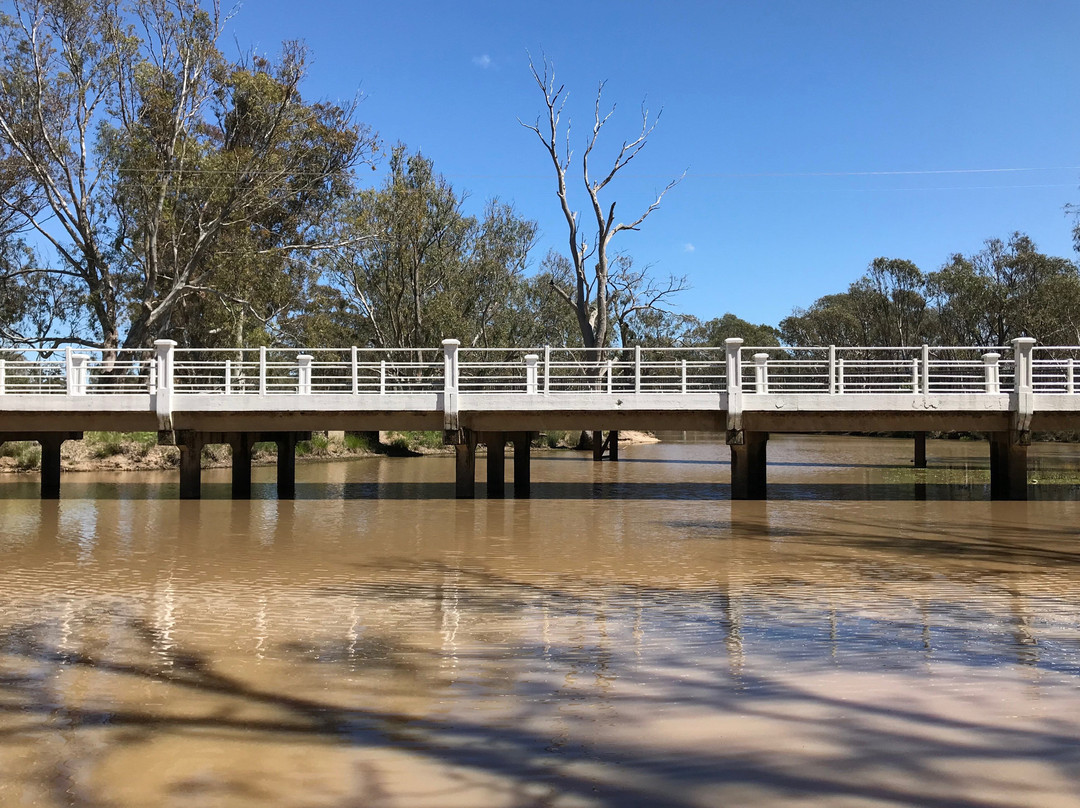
[779,235,1080,347]
[387,431,444,451]
[85,431,158,459]
[344,433,374,451]
[0,0,376,352]
[685,313,781,348]
[0,440,39,469]
[326,145,537,349]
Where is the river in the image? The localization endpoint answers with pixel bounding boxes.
[1,434,1079,807]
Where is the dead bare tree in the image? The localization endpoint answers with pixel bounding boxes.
[520,55,683,351]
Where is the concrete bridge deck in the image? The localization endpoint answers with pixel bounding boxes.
[0,338,1077,500]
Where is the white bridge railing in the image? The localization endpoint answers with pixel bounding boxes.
[0,336,1074,398]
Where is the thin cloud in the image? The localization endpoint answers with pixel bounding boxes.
[683,243,696,253]
[472,54,493,69]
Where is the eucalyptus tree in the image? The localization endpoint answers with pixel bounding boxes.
[0,0,375,355]
[928,233,1080,345]
[520,56,682,350]
[329,146,537,349]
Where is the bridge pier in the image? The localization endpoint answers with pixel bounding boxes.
[178,432,204,500]
[0,432,82,499]
[230,434,254,500]
[275,432,298,500]
[729,431,768,500]
[484,432,506,498]
[454,430,478,499]
[592,430,619,461]
[989,432,1028,500]
[173,430,309,500]
[513,432,532,497]
[914,431,927,468]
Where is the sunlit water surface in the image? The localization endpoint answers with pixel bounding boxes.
[1,435,1079,807]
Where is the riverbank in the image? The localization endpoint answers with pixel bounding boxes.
[0,429,659,474]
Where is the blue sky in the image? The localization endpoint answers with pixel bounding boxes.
[228,1,1080,327]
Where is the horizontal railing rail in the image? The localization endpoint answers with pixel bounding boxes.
[0,337,1066,399]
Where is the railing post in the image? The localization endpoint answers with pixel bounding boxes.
[982,352,1001,394]
[634,345,642,393]
[351,346,359,395]
[148,356,157,391]
[259,346,267,395]
[442,339,461,433]
[1012,337,1036,393]
[1068,358,1075,395]
[911,357,919,393]
[154,339,176,431]
[297,354,313,395]
[724,338,744,435]
[65,347,72,392]
[725,338,744,392]
[1011,337,1037,436]
[68,353,89,395]
[753,352,769,394]
[681,358,687,394]
[607,359,614,393]
[224,359,232,395]
[838,357,846,394]
[380,359,386,394]
[828,345,837,394]
[921,344,930,395]
[543,345,551,394]
[524,354,539,394]
[0,359,6,395]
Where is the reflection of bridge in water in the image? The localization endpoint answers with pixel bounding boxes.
[1,337,1078,501]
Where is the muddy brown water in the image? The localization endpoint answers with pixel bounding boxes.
[1,434,1079,807]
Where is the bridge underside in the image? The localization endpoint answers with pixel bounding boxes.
[0,391,1072,501]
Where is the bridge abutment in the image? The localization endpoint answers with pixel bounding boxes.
[989,432,1028,500]
[729,431,768,500]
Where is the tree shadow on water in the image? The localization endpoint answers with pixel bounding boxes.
[2,590,1079,806]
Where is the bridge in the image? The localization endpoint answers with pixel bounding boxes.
[0,337,1077,501]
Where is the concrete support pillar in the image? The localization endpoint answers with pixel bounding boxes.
[989,432,1028,501]
[276,433,297,500]
[591,430,620,461]
[178,433,204,500]
[914,431,927,468]
[729,431,768,500]
[231,434,254,500]
[39,435,64,500]
[485,432,506,499]
[512,431,531,498]
[455,430,477,499]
